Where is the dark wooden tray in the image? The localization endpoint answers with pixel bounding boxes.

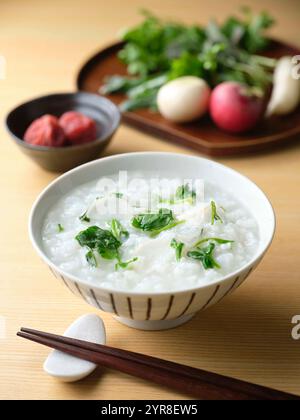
[77,40,300,156]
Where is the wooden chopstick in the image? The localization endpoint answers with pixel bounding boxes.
[19,327,295,400]
[17,328,299,400]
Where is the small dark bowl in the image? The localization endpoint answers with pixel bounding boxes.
[5,92,121,172]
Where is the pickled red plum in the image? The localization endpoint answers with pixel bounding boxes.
[59,111,97,145]
[24,115,65,147]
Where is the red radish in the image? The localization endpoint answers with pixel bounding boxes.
[209,82,264,133]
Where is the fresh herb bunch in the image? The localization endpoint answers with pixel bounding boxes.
[101,9,276,111]
[132,208,184,237]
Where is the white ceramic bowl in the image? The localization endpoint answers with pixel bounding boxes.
[29,152,275,330]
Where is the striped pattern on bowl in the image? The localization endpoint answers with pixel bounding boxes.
[48,262,259,322]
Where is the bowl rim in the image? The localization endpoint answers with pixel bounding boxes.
[5,91,121,152]
[29,151,276,297]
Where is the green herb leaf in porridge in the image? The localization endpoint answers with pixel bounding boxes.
[132,208,184,236]
[75,226,137,271]
[175,184,196,203]
[79,211,90,223]
[115,256,138,270]
[160,183,196,205]
[114,192,123,198]
[170,238,184,261]
[194,237,234,247]
[149,220,185,237]
[75,226,121,260]
[132,208,174,231]
[211,200,223,224]
[109,218,129,241]
[57,223,64,232]
[187,242,221,269]
[86,250,98,267]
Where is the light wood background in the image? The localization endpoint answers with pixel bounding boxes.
[1,0,300,400]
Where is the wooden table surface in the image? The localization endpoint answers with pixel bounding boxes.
[1,0,300,400]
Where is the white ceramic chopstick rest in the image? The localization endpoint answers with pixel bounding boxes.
[43,314,106,382]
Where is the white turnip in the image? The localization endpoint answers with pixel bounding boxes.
[157,76,211,123]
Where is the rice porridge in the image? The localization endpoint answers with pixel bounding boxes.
[42,171,259,292]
